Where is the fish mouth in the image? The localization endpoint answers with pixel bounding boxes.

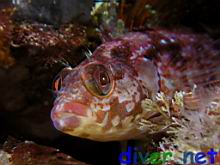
[52,114,81,131]
[51,102,89,131]
[50,101,145,141]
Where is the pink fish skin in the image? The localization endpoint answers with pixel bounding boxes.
[51,29,220,141]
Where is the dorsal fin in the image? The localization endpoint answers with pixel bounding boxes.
[150,30,220,95]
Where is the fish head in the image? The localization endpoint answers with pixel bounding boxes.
[51,48,160,141]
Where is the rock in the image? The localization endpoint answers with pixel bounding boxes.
[0,137,90,165]
[13,0,93,25]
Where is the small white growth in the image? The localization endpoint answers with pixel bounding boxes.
[91,97,111,112]
[135,46,149,57]
[0,150,11,165]
[71,88,79,93]
[135,92,140,102]
[111,115,121,127]
[114,78,139,104]
[102,98,111,104]
[130,81,138,93]
[118,94,128,103]
[90,103,101,112]
[136,46,145,55]
[130,52,138,60]
[126,102,135,113]
[12,0,20,5]
[85,50,92,59]
[54,103,64,113]
[103,104,111,111]
[93,97,110,104]
[116,89,133,103]
[68,87,82,100]
[87,109,93,117]
[58,119,66,129]
[121,116,134,127]
[102,112,109,127]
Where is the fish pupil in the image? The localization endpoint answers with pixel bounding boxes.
[99,72,110,86]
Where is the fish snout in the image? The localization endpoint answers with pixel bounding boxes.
[51,102,89,131]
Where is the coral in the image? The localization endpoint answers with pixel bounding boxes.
[92,1,126,38]
[140,85,220,164]
[137,92,183,134]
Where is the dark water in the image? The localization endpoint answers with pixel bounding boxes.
[0,0,220,165]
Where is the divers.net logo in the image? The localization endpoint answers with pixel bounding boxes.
[119,146,220,164]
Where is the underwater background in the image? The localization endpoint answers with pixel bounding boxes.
[0,0,220,165]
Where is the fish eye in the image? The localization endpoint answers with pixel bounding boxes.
[81,63,114,97]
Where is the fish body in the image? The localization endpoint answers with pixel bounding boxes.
[51,29,220,141]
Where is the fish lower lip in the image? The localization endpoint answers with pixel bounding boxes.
[52,115,80,131]
[51,101,87,131]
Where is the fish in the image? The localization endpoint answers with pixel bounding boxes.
[51,28,220,141]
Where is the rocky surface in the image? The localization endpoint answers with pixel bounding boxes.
[0,138,90,165]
